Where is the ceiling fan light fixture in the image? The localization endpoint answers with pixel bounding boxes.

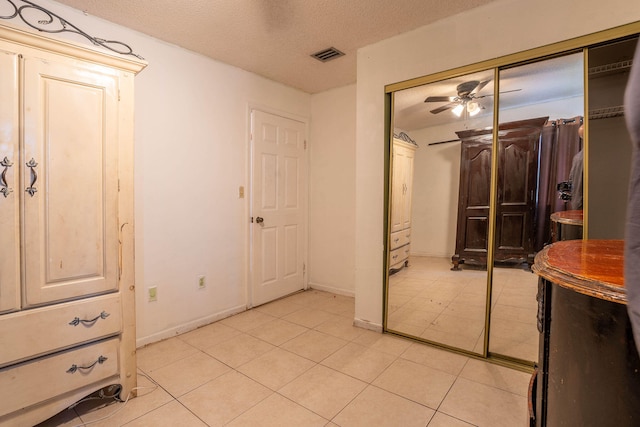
[452,104,464,117]
[467,101,481,116]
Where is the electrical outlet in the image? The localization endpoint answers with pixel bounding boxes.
[148,286,157,302]
[198,275,206,289]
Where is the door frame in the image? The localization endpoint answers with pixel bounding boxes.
[245,105,309,308]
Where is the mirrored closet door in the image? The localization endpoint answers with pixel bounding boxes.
[387,70,495,355]
[384,27,639,367]
[489,53,584,363]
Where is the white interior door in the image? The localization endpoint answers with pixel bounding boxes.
[250,110,307,306]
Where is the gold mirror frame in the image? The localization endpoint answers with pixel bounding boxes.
[383,21,640,370]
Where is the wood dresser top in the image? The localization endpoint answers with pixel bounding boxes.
[532,240,625,304]
[550,210,584,226]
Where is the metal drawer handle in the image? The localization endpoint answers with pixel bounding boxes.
[66,355,108,373]
[392,254,398,260]
[394,238,400,243]
[0,157,13,198]
[69,311,110,326]
[25,158,38,197]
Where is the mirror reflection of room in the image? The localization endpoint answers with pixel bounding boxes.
[490,54,584,362]
[388,70,494,354]
[387,52,584,361]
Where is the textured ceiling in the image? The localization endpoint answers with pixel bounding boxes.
[53,0,498,93]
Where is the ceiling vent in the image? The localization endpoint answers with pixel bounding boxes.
[311,47,345,63]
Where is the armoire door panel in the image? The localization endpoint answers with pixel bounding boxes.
[495,128,541,261]
[464,217,488,251]
[391,144,413,233]
[22,57,120,307]
[0,49,20,313]
[498,213,526,249]
[390,155,404,233]
[502,142,531,204]
[466,147,492,208]
[402,148,415,230]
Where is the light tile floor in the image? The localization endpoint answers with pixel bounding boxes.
[40,289,530,427]
[388,256,538,361]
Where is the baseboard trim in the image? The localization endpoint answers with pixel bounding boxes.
[136,304,247,348]
[308,282,355,298]
[353,317,383,333]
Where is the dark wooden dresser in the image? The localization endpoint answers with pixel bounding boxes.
[531,240,640,426]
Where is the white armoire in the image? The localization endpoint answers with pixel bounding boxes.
[0,24,145,426]
[389,137,416,271]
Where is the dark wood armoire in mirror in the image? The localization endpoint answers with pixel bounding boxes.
[451,117,547,270]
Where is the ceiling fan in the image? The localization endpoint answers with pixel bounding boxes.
[424,80,520,116]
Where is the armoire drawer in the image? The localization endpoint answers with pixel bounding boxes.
[0,293,122,367]
[401,229,411,246]
[390,244,410,269]
[390,230,411,250]
[390,231,403,250]
[0,337,120,418]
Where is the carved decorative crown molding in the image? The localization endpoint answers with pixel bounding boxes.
[0,0,143,59]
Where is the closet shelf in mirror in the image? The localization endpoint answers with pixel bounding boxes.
[588,59,633,77]
[589,105,625,120]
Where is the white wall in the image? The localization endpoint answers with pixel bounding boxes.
[309,85,357,295]
[355,0,640,330]
[132,44,310,345]
[409,138,461,258]
[15,1,312,346]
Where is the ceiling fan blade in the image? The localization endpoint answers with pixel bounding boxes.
[473,88,522,99]
[430,102,457,114]
[475,80,490,93]
[456,80,480,97]
[499,89,522,94]
[424,95,454,103]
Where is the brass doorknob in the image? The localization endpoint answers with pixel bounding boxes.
[256,217,264,224]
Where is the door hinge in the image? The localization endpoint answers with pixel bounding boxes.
[304,140,307,150]
[118,179,120,192]
[118,90,121,101]
[303,263,306,274]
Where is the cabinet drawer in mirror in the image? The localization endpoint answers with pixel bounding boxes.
[390,245,409,269]
[402,230,411,247]
[390,230,411,250]
[390,231,404,250]
[0,337,119,419]
[0,293,121,367]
